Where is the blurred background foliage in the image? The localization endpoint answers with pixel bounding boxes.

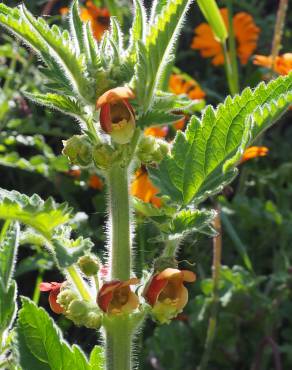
[0,0,292,369]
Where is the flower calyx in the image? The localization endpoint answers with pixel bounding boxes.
[97,278,140,315]
[96,86,136,145]
[143,268,196,324]
[62,135,92,166]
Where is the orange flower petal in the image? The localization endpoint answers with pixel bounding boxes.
[96,87,135,108]
[144,126,168,138]
[240,146,269,163]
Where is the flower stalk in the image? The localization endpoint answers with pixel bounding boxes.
[107,163,132,281]
[226,0,239,94]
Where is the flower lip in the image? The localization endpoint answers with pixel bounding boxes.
[144,268,196,307]
[40,282,64,314]
[97,277,139,314]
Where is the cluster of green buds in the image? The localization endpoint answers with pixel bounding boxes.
[62,135,93,167]
[136,135,169,164]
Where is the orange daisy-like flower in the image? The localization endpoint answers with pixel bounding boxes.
[131,168,162,208]
[88,174,103,190]
[60,2,110,41]
[144,268,196,323]
[191,8,260,66]
[144,126,168,138]
[97,278,140,314]
[253,53,292,75]
[40,282,64,314]
[240,146,269,163]
[169,73,206,100]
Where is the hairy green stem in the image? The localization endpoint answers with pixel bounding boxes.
[107,163,131,281]
[105,317,133,370]
[198,208,222,370]
[32,272,44,304]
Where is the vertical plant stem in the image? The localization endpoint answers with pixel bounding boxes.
[226,0,239,93]
[270,0,288,69]
[198,207,222,370]
[105,317,133,370]
[107,163,131,281]
[222,42,237,96]
[32,272,44,304]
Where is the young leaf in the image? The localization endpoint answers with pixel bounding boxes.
[17,298,91,370]
[24,92,85,122]
[0,188,72,238]
[89,346,105,370]
[53,236,94,268]
[150,73,292,205]
[69,0,86,55]
[126,0,147,60]
[0,221,19,289]
[135,0,193,111]
[0,222,19,333]
[0,4,93,102]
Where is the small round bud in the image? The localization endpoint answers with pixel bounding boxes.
[137,136,169,164]
[62,135,92,166]
[78,255,100,276]
[57,289,78,310]
[93,144,115,169]
[84,311,102,329]
[68,300,88,318]
[153,257,178,272]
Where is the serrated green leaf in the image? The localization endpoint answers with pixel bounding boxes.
[0,188,71,238]
[170,209,216,235]
[0,4,93,102]
[17,298,91,370]
[70,0,86,55]
[135,0,193,111]
[25,92,85,120]
[0,282,17,333]
[89,346,105,370]
[138,110,183,127]
[53,236,93,268]
[150,73,292,205]
[0,222,19,289]
[126,0,146,60]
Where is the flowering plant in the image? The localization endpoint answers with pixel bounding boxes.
[0,1,291,370]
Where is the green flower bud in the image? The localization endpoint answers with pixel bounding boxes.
[93,144,115,169]
[78,255,100,276]
[62,135,92,166]
[68,299,88,318]
[137,136,169,164]
[84,311,102,329]
[57,289,79,310]
[153,256,178,272]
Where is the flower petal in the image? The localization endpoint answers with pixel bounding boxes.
[96,87,135,108]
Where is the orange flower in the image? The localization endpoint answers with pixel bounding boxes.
[59,2,110,41]
[88,174,103,190]
[143,268,196,323]
[131,168,162,208]
[253,53,292,75]
[169,73,206,100]
[144,126,168,138]
[96,86,136,144]
[40,282,64,314]
[97,278,140,314]
[240,146,269,163]
[173,117,186,131]
[191,8,260,66]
